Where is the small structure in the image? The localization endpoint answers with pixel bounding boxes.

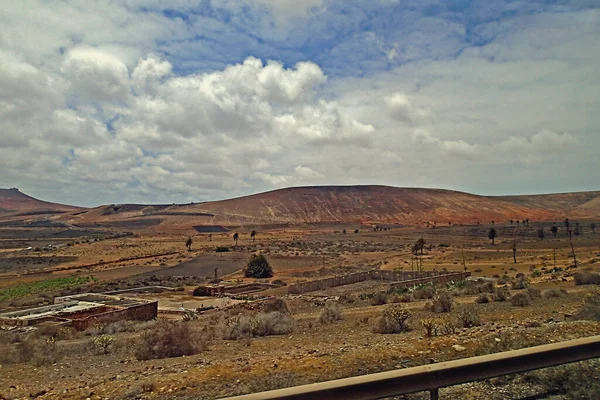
[0,293,157,331]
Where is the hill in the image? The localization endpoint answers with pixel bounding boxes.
[52,186,600,231]
[0,188,84,219]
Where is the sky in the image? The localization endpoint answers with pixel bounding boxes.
[1,0,599,207]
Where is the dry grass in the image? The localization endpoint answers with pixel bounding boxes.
[135,320,208,360]
[222,312,296,340]
[318,302,344,324]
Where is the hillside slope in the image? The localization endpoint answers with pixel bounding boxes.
[61,186,600,230]
[0,188,84,219]
[2,186,598,230]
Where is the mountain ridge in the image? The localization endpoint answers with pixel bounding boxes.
[1,186,599,230]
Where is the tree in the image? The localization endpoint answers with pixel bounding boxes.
[208,233,212,242]
[512,241,517,264]
[551,225,558,238]
[185,237,192,251]
[342,229,346,235]
[233,232,239,246]
[510,220,513,225]
[250,230,256,242]
[488,228,497,245]
[592,223,596,233]
[574,222,580,236]
[564,218,570,230]
[413,238,426,255]
[537,228,545,241]
[491,220,495,226]
[243,254,273,278]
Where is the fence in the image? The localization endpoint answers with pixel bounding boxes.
[221,335,600,400]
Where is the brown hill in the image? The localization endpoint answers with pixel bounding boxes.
[58,186,600,231]
[0,188,84,219]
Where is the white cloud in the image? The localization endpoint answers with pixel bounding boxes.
[0,1,599,205]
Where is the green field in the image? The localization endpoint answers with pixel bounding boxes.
[0,276,97,302]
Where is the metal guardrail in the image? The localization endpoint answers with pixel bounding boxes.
[222,335,600,400]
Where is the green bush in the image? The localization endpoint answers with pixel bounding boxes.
[243,254,273,278]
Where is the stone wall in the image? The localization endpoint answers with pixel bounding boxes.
[71,301,158,331]
[288,271,370,294]
[287,270,470,295]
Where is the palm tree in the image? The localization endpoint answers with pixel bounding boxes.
[537,228,545,241]
[551,225,558,238]
[488,228,497,245]
[564,218,570,231]
[512,240,517,264]
[414,238,426,255]
[250,230,256,242]
[185,237,192,251]
[233,232,239,246]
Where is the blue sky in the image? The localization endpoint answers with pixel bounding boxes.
[1,0,599,206]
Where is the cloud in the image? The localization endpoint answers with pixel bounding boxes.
[0,1,599,205]
[62,47,130,103]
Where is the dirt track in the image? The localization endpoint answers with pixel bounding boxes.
[137,250,247,279]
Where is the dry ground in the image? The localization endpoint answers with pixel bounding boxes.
[0,223,599,399]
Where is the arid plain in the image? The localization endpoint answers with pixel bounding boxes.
[0,186,599,400]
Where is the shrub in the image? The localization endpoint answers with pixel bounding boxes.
[18,336,63,366]
[421,319,438,337]
[431,291,453,313]
[243,254,273,278]
[135,320,207,360]
[493,287,510,302]
[511,279,528,290]
[475,293,490,304]
[374,305,411,334]
[511,292,532,307]
[93,334,116,354]
[370,292,388,306]
[575,290,600,321]
[318,302,343,324]
[527,287,541,300]
[412,285,436,299]
[574,272,600,285]
[543,288,568,299]
[480,282,495,293]
[531,270,542,278]
[458,306,482,328]
[262,298,291,314]
[397,293,413,303]
[338,292,355,304]
[222,312,296,340]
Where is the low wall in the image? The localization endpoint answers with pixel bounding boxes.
[72,301,158,331]
[288,271,370,294]
[288,270,470,294]
[387,272,471,291]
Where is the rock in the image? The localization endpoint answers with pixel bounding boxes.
[452,345,466,352]
[30,389,47,398]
